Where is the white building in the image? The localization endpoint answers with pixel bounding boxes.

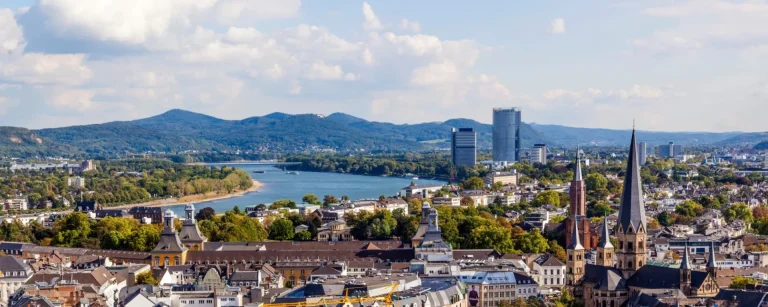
[0,256,33,302]
[3,198,28,211]
[531,256,566,289]
[68,176,86,188]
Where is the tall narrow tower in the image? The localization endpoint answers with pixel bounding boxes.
[615,129,648,279]
[566,216,585,286]
[565,151,592,248]
[707,241,718,278]
[680,242,692,295]
[596,216,614,267]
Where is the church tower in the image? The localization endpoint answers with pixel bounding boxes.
[566,215,585,286]
[707,241,718,278]
[596,216,614,267]
[179,204,208,251]
[680,242,692,295]
[151,209,188,267]
[565,151,593,249]
[615,129,648,279]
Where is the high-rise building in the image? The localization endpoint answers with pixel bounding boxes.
[492,108,521,162]
[658,142,684,158]
[638,142,648,165]
[451,128,477,167]
[520,144,547,164]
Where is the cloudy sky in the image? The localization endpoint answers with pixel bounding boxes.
[0,0,766,132]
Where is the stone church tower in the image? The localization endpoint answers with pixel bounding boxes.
[615,129,648,279]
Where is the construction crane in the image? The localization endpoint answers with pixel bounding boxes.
[262,282,399,307]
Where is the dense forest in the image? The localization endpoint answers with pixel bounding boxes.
[0,159,253,210]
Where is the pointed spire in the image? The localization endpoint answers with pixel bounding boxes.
[707,241,717,269]
[567,216,584,250]
[597,214,613,249]
[680,242,691,270]
[617,129,647,232]
[574,144,583,182]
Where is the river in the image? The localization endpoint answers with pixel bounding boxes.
[165,164,445,215]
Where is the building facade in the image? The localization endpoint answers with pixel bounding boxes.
[659,142,684,158]
[492,108,521,162]
[637,142,648,165]
[452,128,477,167]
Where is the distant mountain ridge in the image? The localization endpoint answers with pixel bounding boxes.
[0,109,764,158]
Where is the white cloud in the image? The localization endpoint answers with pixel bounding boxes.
[304,61,355,80]
[411,61,459,86]
[400,18,421,32]
[1,53,93,85]
[362,48,373,65]
[48,89,96,111]
[264,64,285,80]
[550,18,565,34]
[362,2,383,31]
[632,0,768,53]
[0,8,25,53]
[289,81,302,95]
[36,0,301,46]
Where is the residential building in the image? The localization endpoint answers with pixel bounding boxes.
[67,176,85,188]
[432,196,461,207]
[317,220,353,241]
[3,198,28,211]
[399,184,443,199]
[492,107,521,162]
[0,256,33,302]
[484,171,519,187]
[531,255,566,289]
[451,128,477,167]
[520,144,547,164]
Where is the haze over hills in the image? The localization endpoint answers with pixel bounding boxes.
[0,109,764,158]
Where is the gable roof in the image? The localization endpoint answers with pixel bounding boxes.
[0,255,30,272]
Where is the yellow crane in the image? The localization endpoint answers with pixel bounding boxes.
[262,282,399,307]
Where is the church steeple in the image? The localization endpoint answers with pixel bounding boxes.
[574,146,583,181]
[179,204,207,251]
[596,215,614,267]
[707,241,718,278]
[152,209,188,267]
[566,214,585,286]
[616,128,648,279]
[680,242,692,293]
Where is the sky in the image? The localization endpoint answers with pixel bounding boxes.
[0,0,767,132]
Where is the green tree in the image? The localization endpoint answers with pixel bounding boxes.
[302,194,321,205]
[675,200,704,220]
[724,203,753,223]
[657,211,673,226]
[516,228,550,253]
[532,191,561,207]
[323,195,338,206]
[468,225,517,253]
[51,212,91,247]
[136,271,158,286]
[294,231,312,241]
[195,207,216,221]
[460,196,475,207]
[729,276,758,289]
[462,177,485,190]
[549,240,566,262]
[268,219,294,241]
[585,173,608,192]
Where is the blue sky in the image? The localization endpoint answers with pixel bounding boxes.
[0,0,766,132]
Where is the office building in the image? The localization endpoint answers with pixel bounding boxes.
[492,108,521,162]
[451,128,477,167]
[521,144,547,164]
[659,142,684,158]
[638,142,648,165]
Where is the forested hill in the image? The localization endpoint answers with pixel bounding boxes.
[0,109,759,158]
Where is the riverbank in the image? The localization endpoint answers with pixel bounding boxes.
[108,179,263,210]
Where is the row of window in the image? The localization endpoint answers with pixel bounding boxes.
[542,269,561,275]
[180,299,213,304]
[1,271,26,277]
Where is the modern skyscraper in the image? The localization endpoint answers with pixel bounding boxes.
[451,128,477,167]
[659,142,684,158]
[638,142,648,165]
[492,108,521,162]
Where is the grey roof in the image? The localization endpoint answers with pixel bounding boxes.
[594,269,626,291]
[230,271,260,282]
[574,152,583,181]
[567,216,584,250]
[153,227,188,253]
[617,130,647,232]
[626,265,709,290]
[179,222,207,243]
[597,218,613,248]
[713,289,767,307]
[680,243,691,270]
[707,241,717,269]
[0,256,29,272]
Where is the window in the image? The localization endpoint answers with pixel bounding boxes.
[628,242,634,251]
[619,241,623,249]
[199,300,204,304]
[154,257,160,266]
[175,256,180,265]
[207,300,212,304]
[229,298,235,301]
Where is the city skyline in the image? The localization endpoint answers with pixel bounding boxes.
[1,1,767,132]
